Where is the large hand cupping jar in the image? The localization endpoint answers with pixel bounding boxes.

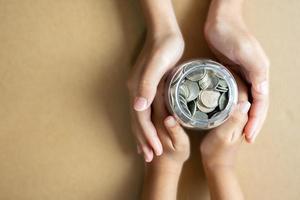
[165,59,238,129]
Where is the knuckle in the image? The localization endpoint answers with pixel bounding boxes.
[235,38,254,59]
[204,20,223,38]
[240,115,248,126]
[256,65,269,75]
[174,142,186,152]
[230,112,245,125]
[169,123,180,131]
[139,79,155,91]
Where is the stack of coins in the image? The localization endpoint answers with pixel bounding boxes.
[166,59,238,129]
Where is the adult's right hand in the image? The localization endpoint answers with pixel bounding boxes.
[127,31,184,162]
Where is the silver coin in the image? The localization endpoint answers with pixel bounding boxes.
[178,94,191,116]
[211,111,220,118]
[214,78,228,92]
[218,92,228,110]
[218,79,228,88]
[215,71,225,79]
[184,80,200,102]
[171,70,183,86]
[193,111,208,120]
[200,90,221,108]
[208,74,219,89]
[196,98,216,113]
[215,86,228,93]
[179,93,187,104]
[183,62,201,73]
[186,68,206,81]
[198,73,211,90]
[187,100,197,116]
[179,84,189,98]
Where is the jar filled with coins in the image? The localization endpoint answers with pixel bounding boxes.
[165,59,238,129]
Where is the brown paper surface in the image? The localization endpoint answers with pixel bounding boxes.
[0,0,299,199]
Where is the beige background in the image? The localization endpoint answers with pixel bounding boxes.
[0,0,299,199]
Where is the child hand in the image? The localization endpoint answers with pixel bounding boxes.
[200,74,250,169]
[141,78,189,200]
[149,78,190,169]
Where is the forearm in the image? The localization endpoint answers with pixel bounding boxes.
[142,164,182,200]
[207,0,244,21]
[140,0,181,36]
[204,165,244,200]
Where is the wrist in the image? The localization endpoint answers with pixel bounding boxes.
[203,161,235,177]
[147,159,184,176]
[145,19,183,44]
[141,0,181,38]
[212,0,244,10]
[207,0,244,23]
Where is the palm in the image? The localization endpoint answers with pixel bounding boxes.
[204,15,270,142]
[127,33,184,162]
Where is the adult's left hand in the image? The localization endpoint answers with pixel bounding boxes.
[204,0,270,143]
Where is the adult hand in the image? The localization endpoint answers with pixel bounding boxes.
[204,0,270,143]
[127,0,184,162]
[127,32,184,162]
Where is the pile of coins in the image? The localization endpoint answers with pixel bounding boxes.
[178,67,229,120]
[166,59,238,129]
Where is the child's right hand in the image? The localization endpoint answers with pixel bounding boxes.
[200,74,251,169]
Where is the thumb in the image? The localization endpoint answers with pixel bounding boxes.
[133,41,183,111]
[217,101,251,141]
[164,116,189,150]
[133,57,172,111]
[236,36,270,94]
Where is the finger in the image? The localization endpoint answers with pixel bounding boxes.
[133,50,180,112]
[136,108,163,156]
[232,72,249,102]
[215,101,251,142]
[235,37,270,142]
[153,79,168,117]
[136,134,154,162]
[164,116,188,150]
[142,145,154,163]
[244,87,269,142]
[132,122,154,162]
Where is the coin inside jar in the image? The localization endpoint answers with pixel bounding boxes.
[166,59,238,129]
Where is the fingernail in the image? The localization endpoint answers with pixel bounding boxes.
[249,120,259,140]
[142,146,153,162]
[154,138,163,156]
[250,130,259,143]
[239,101,251,114]
[257,81,269,95]
[144,153,152,162]
[144,154,150,162]
[165,116,177,128]
[133,97,148,111]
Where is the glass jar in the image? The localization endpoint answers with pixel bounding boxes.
[165,59,238,129]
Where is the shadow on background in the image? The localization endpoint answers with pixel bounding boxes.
[91,1,145,200]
